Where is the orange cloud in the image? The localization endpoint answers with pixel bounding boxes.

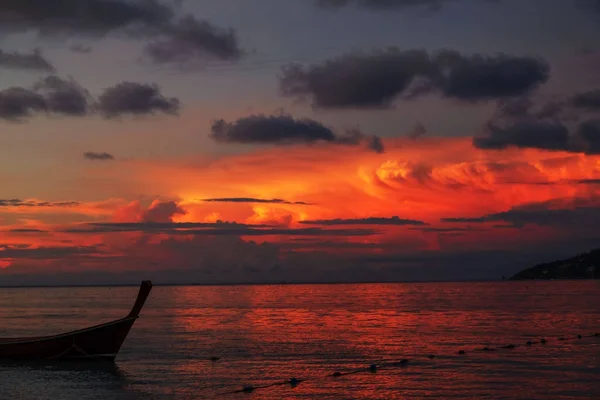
[112,200,186,223]
[2,136,600,282]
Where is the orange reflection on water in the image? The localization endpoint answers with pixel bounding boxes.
[156,282,600,399]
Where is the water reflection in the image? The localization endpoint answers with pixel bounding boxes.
[0,360,127,377]
[142,282,600,399]
[0,360,154,400]
[0,281,598,399]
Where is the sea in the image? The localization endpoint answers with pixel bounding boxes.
[0,281,598,400]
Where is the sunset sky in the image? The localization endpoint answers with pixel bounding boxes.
[1,0,600,285]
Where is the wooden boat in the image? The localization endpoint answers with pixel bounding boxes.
[0,280,152,361]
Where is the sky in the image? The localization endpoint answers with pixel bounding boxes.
[1,0,600,285]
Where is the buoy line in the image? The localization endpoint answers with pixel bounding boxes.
[211,332,599,396]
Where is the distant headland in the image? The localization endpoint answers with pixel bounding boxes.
[510,249,600,280]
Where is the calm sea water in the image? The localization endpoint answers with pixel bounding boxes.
[0,281,598,399]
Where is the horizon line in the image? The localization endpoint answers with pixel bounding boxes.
[4,277,588,289]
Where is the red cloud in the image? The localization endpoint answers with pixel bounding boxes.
[112,200,187,223]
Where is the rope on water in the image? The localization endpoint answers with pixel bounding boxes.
[44,336,114,363]
[45,345,75,361]
[222,377,307,394]
[214,331,600,396]
[45,336,78,361]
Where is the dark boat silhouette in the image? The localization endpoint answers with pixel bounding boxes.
[0,280,152,361]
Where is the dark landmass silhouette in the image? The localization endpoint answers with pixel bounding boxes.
[510,248,600,280]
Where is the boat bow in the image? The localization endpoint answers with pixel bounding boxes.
[0,280,153,361]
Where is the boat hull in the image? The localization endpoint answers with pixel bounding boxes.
[0,280,152,362]
[0,317,137,361]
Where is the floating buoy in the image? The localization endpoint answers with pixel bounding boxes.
[213,329,600,396]
[390,359,409,366]
[289,377,301,387]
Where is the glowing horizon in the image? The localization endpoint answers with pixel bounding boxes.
[1,0,600,284]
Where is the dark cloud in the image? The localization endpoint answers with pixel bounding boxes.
[493,97,533,118]
[280,48,549,109]
[0,1,243,66]
[89,221,268,230]
[8,228,47,233]
[33,76,92,116]
[280,49,432,109]
[335,128,385,153]
[0,0,172,37]
[580,0,600,14]
[441,198,600,228]
[182,227,376,237]
[0,87,46,120]
[65,221,377,237]
[144,15,243,65]
[98,82,180,117]
[503,178,600,186]
[1,78,180,121]
[409,227,481,232]
[0,244,31,250]
[63,221,271,233]
[0,244,101,259]
[211,114,334,144]
[575,119,600,154]
[3,217,599,286]
[475,90,600,154]
[69,44,93,54]
[0,48,55,72]
[140,200,186,223]
[473,121,571,151]
[433,50,549,102]
[83,151,115,161]
[299,216,426,226]
[575,178,600,184]
[356,243,600,282]
[571,89,600,111]
[0,237,348,285]
[408,122,427,139]
[0,76,92,120]
[278,239,388,251]
[0,199,79,207]
[315,0,458,11]
[63,222,274,235]
[534,100,567,120]
[491,95,573,123]
[3,241,597,285]
[203,198,312,205]
[210,114,384,152]
[474,83,600,154]
[366,134,385,153]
